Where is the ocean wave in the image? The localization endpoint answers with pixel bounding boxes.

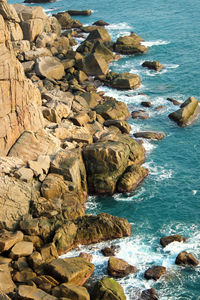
[107,22,132,30]
[164,63,179,69]
[143,161,173,181]
[141,40,170,47]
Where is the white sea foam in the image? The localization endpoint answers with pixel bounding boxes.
[164,63,179,69]
[85,195,99,212]
[141,40,170,47]
[107,22,132,30]
[143,161,173,181]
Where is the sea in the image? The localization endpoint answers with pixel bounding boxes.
[8,0,200,298]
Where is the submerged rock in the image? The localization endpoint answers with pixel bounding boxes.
[91,277,126,300]
[167,97,181,106]
[131,110,149,119]
[168,96,200,126]
[160,234,186,247]
[35,56,65,80]
[175,251,199,266]
[93,20,109,26]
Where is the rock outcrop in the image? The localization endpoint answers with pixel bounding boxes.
[114,32,147,55]
[142,60,164,71]
[175,251,199,266]
[91,277,126,300]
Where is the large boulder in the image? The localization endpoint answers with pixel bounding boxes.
[168,96,200,126]
[133,131,166,140]
[0,14,44,156]
[18,285,57,300]
[91,277,126,300]
[94,98,130,121]
[77,53,109,76]
[0,230,23,253]
[175,251,199,266]
[108,256,137,277]
[53,12,82,29]
[115,32,147,55]
[35,56,65,80]
[86,27,112,42]
[83,135,145,194]
[0,264,16,293]
[75,213,131,245]
[142,61,164,71]
[144,266,166,281]
[111,72,141,89]
[52,283,90,299]
[45,257,94,285]
[160,234,186,247]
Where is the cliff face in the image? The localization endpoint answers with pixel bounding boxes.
[0,8,44,156]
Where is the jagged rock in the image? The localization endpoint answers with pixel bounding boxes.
[104,120,131,134]
[24,48,52,61]
[75,213,131,245]
[91,277,126,300]
[32,275,58,292]
[86,27,112,42]
[53,222,77,255]
[0,1,20,22]
[168,96,200,126]
[81,92,100,108]
[41,173,68,200]
[144,266,166,281]
[62,58,75,70]
[42,100,71,123]
[131,110,149,119]
[166,97,181,106]
[0,256,12,264]
[0,230,23,253]
[35,56,65,80]
[53,12,82,29]
[52,283,90,299]
[0,290,12,300]
[6,21,23,41]
[35,32,57,48]
[142,61,164,71]
[117,165,149,193]
[12,40,30,54]
[108,256,137,277]
[79,253,93,263]
[175,251,199,266]
[18,285,57,300]
[13,269,37,283]
[8,129,60,163]
[101,246,119,257]
[133,131,166,140]
[40,243,58,263]
[10,241,33,258]
[115,32,147,54]
[28,251,43,270]
[111,72,141,89]
[22,60,35,73]
[94,98,130,121]
[45,257,94,285]
[77,53,109,76]
[70,112,91,127]
[0,264,15,293]
[93,20,109,26]
[140,288,158,300]
[160,234,186,247]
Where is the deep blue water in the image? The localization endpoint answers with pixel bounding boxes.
[8,0,200,298]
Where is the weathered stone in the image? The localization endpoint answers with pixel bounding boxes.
[0,230,23,253]
[6,21,23,41]
[117,165,149,193]
[8,130,60,163]
[79,253,93,263]
[41,173,67,200]
[18,285,57,300]
[13,4,47,22]
[71,112,91,126]
[93,20,109,26]
[168,97,200,126]
[101,246,118,257]
[35,56,65,80]
[91,277,126,300]
[75,213,131,245]
[0,264,15,293]
[12,39,30,54]
[175,251,199,266]
[45,257,94,285]
[62,58,75,69]
[108,256,137,278]
[28,251,43,270]
[12,256,29,271]
[68,10,91,16]
[0,2,20,22]
[86,27,112,42]
[53,222,77,255]
[20,18,45,42]
[13,269,37,283]
[104,120,131,134]
[24,48,52,61]
[28,160,43,177]
[0,256,12,265]
[141,101,152,107]
[115,32,147,54]
[160,234,186,247]
[32,275,58,291]
[166,97,181,106]
[23,235,43,250]
[0,290,12,300]
[140,288,158,300]
[53,283,90,299]
[131,110,149,119]
[10,241,33,258]
[94,98,130,121]
[53,12,82,29]
[77,53,109,76]
[40,243,58,263]
[144,266,166,281]
[81,92,100,108]
[142,61,164,71]
[111,72,141,89]
[22,61,35,73]
[133,131,166,140]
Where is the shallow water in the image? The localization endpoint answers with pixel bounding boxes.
[8,0,200,298]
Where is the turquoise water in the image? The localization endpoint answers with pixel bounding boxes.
[8,0,200,298]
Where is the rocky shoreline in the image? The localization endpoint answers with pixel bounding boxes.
[0,1,199,299]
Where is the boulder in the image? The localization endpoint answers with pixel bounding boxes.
[12,39,30,54]
[24,47,52,61]
[166,97,181,106]
[133,131,166,140]
[53,222,78,255]
[18,285,57,300]
[94,98,130,121]
[53,12,82,29]
[144,266,166,281]
[141,101,152,107]
[168,96,200,126]
[142,61,164,71]
[81,91,100,108]
[45,257,94,285]
[111,72,141,90]
[117,165,149,193]
[10,241,33,258]
[77,53,109,76]
[0,264,15,293]
[101,246,119,257]
[79,252,93,263]
[115,32,147,54]
[104,120,131,134]
[35,56,65,80]
[67,10,91,16]
[8,129,60,163]
[0,1,20,22]
[0,230,23,253]
[140,288,158,300]
[86,27,112,42]
[175,251,199,266]
[93,20,109,26]
[91,277,126,300]
[160,234,186,247]
[52,283,90,299]
[20,18,45,42]
[22,60,35,73]
[131,110,149,119]
[75,213,131,245]
[6,21,23,41]
[108,256,137,277]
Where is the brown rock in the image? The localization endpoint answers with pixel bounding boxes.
[0,264,15,293]
[53,222,77,255]
[0,230,23,253]
[131,110,149,119]
[175,251,199,266]
[141,101,152,107]
[160,234,186,247]
[67,10,92,16]
[144,266,166,280]
[140,288,158,300]
[35,56,65,80]
[53,283,90,299]
[111,72,141,90]
[166,97,181,106]
[13,269,37,283]
[108,256,137,277]
[86,27,112,42]
[94,98,130,121]
[40,243,58,263]
[91,277,126,300]
[115,33,147,55]
[24,47,52,61]
[93,20,109,26]
[53,12,82,29]
[142,61,164,71]
[6,21,23,41]
[45,257,94,285]
[101,246,119,257]
[77,53,109,76]
[18,285,57,300]
[133,131,166,140]
[79,252,93,263]
[104,120,131,134]
[10,241,34,258]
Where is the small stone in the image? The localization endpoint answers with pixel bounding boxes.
[133,131,166,140]
[10,241,34,258]
[167,97,181,106]
[160,234,186,247]
[101,245,119,257]
[144,266,166,281]
[175,251,199,266]
[0,264,15,293]
[131,110,149,119]
[14,167,34,182]
[141,101,152,107]
[18,285,57,300]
